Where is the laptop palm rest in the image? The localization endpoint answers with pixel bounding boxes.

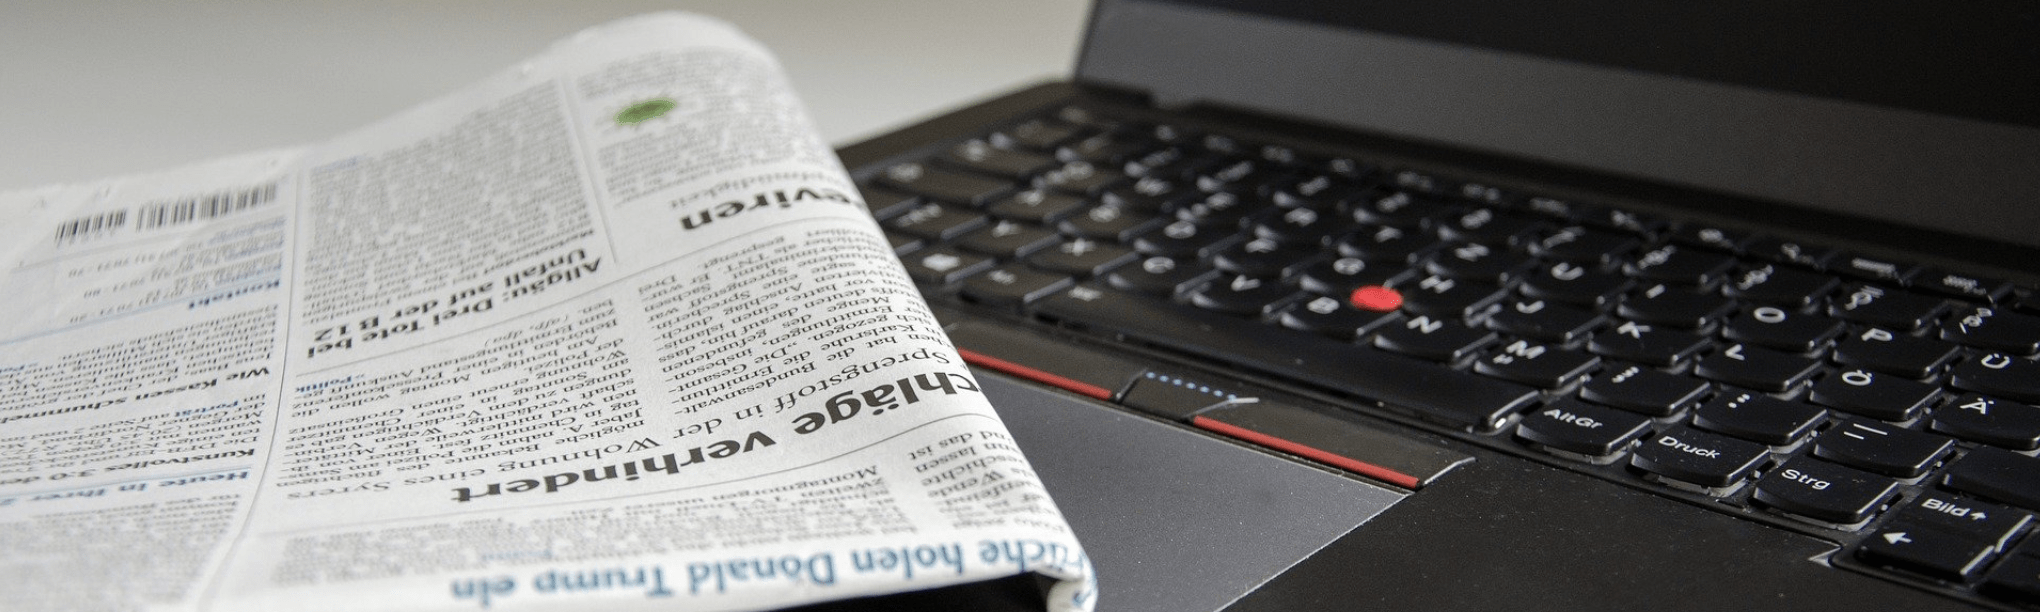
[982,372,1404,612]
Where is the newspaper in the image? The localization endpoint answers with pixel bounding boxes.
[0,13,1093,612]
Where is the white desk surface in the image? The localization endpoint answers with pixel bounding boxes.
[0,1,1090,191]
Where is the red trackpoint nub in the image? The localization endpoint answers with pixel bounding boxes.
[1349,285,1404,312]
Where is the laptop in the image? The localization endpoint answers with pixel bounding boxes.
[824,0,2040,610]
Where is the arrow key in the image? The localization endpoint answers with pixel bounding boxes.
[1857,523,1998,582]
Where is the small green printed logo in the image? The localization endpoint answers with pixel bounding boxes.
[615,98,677,125]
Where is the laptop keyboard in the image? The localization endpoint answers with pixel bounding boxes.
[856,106,2040,607]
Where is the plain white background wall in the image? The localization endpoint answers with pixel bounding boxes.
[0,1,1091,190]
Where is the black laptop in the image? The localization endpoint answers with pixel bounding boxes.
[825,1,2040,610]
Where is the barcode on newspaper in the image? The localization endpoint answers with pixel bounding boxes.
[54,209,129,244]
[135,182,279,231]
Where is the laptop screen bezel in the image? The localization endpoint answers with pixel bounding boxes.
[1074,0,2040,252]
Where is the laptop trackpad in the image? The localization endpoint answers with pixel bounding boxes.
[983,373,1405,612]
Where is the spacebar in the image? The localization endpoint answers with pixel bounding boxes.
[1034,287,1540,431]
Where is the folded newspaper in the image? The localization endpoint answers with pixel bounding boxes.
[0,13,1094,612]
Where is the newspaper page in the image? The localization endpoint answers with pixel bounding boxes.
[0,13,1093,612]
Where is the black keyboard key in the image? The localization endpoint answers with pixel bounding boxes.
[1036,160,1127,195]
[1474,340,1599,388]
[1587,322,1708,367]
[1692,391,1827,446]
[940,138,1058,179]
[1026,238,1138,277]
[1857,523,1998,582]
[986,188,1088,224]
[1102,175,1197,212]
[1950,353,2040,403]
[1630,425,1770,489]
[1350,190,1452,228]
[1188,274,1300,316]
[1193,158,1286,193]
[1520,195,1581,220]
[1121,144,1198,177]
[1295,257,1411,296]
[1107,256,1216,296]
[879,161,1014,206]
[1050,107,1119,131]
[991,118,1084,151]
[1625,243,1736,286]
[1617,283,1735,329]
[885,202,989,241]
[1060,202,1164,242]
[1453,180,1512,205]
[1252,204,1353,246]
[1374,316,1498,362]
[1890,492,2033,551]
[1388,168,1455,195]
[1278,295,1402,339]
[1932,393,2040,450]
[1436,207,1546,245]
[1136,150,1224,183]
[1809,369,1941,421]
[1519,261,1633,307]
[1833,253,1924,285]
[1336,224,1440,263]
[1531,225,1640,265]
[1813,419,1953,478]
[1915,268,2015,302]
[857,184,920,220]
[901,246,996,285]
[1516,398,1653,458]
[1394,274,1507,319]
[1577,205,1667,237]
[883,230,922,255]
[1033,286,1541,431]
[1833,328,1960,378]
[1580,364,1710,417]
[1132,218,1235,257]
[1270,173,1359,208]
[1722,306,1845,353]
[1424,242,1537,283]
[1211,236,1316,277]
[1316,155,1374,181]
[1942,306,2040,355]
[956,219,1060,257]
[1175,190,1258,227]
[958,264,1073,307]
[1753,456,1897,524]
[1743,236,1839,269]
[1057,132,1153,165]
[1943,447,2040,511]
[1723,264,1840,307]
[1428,241,1534,283]
[1670,222,1752,253]
[1830,284,1948,332]
[1693,343,1821,392]
[1196,132,1249,156]
[1484,299,1606,344]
